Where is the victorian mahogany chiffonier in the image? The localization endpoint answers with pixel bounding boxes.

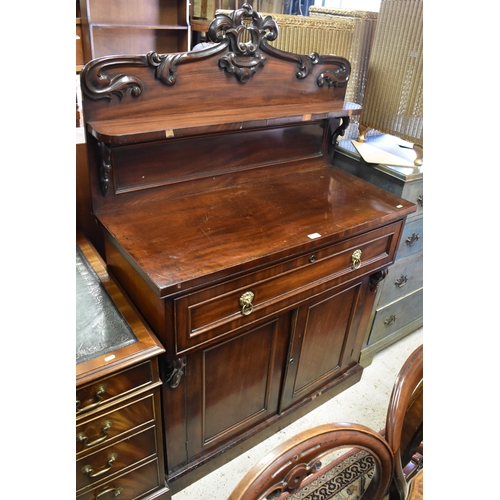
[78,5,416,494]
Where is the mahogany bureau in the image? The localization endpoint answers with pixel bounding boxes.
[76,234,171,499]
[79,5,416,492]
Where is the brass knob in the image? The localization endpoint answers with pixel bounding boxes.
[351,249,362,270]
[239,291,255,316]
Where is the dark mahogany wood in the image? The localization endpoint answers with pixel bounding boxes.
[79,4,417,490]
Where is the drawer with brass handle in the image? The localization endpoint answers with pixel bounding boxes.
[76,361,156,416]
[76,457,163,500]
[76,426,157,491]
[376,253,423,306]
[76,393,155,456]
[395,216,422,260]
[368,288,423,346]
[174,221,403,355]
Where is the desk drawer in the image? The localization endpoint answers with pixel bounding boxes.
[77,458,162,500]
[175,222,403,354]
[76,426,157,491]
[76,361,156,416]
[369,288,423,345]
[76,393,156,455]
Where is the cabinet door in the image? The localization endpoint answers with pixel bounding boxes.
[280,280,367,412]
[184,314,291,462]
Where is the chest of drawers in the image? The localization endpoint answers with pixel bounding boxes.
[79,5,416,492]
[334,139,423,366]
[76,234,171,499]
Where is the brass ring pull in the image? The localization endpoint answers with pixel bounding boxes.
[94,486,123,498]
[76,384,107,414]
[351,249,362,270]
[77,420,113,448]
[239,291,255,316]
[82,453,118,478]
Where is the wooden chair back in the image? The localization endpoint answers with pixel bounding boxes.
[385,344,423,500]
[227,423,393,500]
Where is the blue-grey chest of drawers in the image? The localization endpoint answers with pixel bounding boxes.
[334,139,423,366]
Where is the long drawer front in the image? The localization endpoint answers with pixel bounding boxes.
[76,361,157,417]
[77,458,164,500]
[175,221,404,355]
[76,393,156,456]
[77,426,158,491]
[369,288,423,346]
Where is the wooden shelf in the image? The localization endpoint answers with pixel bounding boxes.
[88,101,362,144]
[79,0,190,63]
[92,23,189,30]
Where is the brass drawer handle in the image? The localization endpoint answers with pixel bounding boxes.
[82,453,118,478]
[76,384,107,414]
[77,420,113,448]
[394,275,408,288]
[239,291,255,316]
[417,195,423,207]
[405,233,420,247]
[94,486,123,498]
[384,314,397,326]
[351,249,362,270]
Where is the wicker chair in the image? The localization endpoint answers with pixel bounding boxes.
[228,345,423,500]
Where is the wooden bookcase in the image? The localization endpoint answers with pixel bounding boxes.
[79,0,190,64]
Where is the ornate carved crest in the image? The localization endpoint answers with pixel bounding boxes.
[80,3,350,101]
[207,4,277,82]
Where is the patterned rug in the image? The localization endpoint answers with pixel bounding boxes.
[282,450,375,500]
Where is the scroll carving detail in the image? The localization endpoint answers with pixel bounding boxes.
[79,4,351,99]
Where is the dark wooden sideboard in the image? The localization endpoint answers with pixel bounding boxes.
[79,5,416,492]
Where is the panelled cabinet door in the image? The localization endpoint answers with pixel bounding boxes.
[184,313,292,461]
[280,280,367,412]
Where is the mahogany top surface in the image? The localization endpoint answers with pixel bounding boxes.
[98,160,416,297]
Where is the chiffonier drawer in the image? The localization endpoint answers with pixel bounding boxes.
[369,288,423,345]
[76,361,156,416]
[76,393,156,456]
[396,216,423,261]
[377,253,423,307]
[174,221,403,354]
[77,426,157,491]
[77,457,162,500]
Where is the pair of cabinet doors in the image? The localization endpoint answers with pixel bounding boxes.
[164,275,371,471]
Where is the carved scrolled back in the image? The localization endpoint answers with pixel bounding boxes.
[79,4,351,99]
[80,56,147,101]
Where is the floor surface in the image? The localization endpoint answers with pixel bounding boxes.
[171,328,424,499]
